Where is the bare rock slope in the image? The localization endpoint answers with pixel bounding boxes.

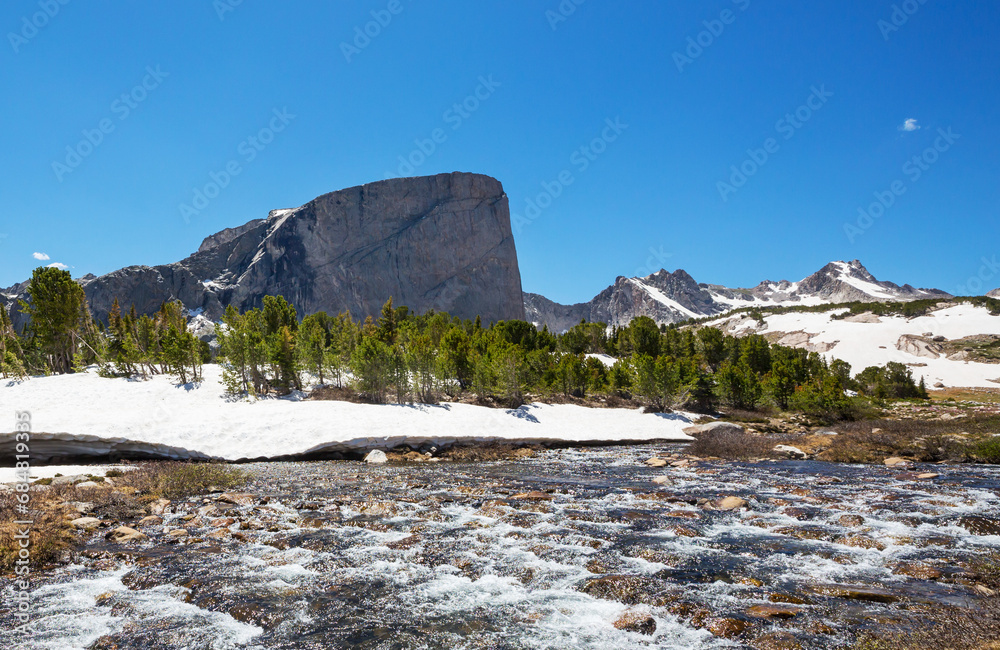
[7,173,524,327]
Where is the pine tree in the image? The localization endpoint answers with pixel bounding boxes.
[0,302,26,379]
[377,297,397,344]
[19,266,90,374]
[297,313,329,386]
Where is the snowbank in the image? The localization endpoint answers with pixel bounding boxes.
[0,366,694,463]
[712,304,1000,389]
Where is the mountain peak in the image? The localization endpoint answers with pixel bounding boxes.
[525,259,951,331]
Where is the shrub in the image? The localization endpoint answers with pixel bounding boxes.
[970,436,1000,464]
[686,429,784,461]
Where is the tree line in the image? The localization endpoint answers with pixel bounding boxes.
[2,266,929,421]
[1,267,205,383]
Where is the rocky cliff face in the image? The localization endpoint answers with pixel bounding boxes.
[525,260,951,331]
[6,173,524,328]
[989,288,1000,299]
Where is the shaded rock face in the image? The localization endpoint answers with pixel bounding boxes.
[525,259,951,332]
[523,270,717,331]
[7,173,524,327]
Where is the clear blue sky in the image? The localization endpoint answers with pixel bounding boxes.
[2,1,998,302]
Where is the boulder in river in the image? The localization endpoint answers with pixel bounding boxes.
[106,526,147,543]
[613,609,656,635]
[714,496,748,511]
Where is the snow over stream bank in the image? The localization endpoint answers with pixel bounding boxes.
[0,365,694,464]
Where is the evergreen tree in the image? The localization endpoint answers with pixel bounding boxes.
[0,302,26,379]
[377,297,397,344]
[764,358,797,410]
[19,266,89,374]
[297,312,330,385]
[697,327,726,371]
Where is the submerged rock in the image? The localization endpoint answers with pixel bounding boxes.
[613,609,656,635]
[958,516,1000,536]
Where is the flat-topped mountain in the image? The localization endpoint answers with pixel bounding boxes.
[525,260,951,331]
[4,173,524,328]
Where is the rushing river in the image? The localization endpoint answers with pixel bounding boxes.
[4,446,1000,649]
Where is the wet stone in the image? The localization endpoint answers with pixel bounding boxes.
[958,516,1000,536]
[613,609,656,635]
[707,617,751,638]
[578,574,668,606]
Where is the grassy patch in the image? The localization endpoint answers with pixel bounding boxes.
[0,491,77,572]
[819,415,1000,464]
[113,462,247,499]
[1,462,247,573]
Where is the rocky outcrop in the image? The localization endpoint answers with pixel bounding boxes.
[989,288,1000,299]
[524,259,951,331]
[7,173,524,328]
[197,218,265,253]
[896,334,943,359]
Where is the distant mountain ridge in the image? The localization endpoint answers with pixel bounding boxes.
[524,260,952,331]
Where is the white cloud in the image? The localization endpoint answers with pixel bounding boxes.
[33,252,50,260]
[46,262,68,270]
[899,118,920,132]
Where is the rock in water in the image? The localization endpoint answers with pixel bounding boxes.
[364,450,388,464]
[106,526,147,543]
[9,173,524,330]
[613,610,657,635]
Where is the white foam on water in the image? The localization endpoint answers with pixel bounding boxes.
[4,566,262,650]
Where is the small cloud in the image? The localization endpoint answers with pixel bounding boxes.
[899,118,920,132]
[33,252,50,260]
[46,262,68,270]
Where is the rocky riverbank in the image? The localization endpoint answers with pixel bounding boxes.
[3,447,1000,649]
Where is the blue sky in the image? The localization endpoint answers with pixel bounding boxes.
[2,1,998,303]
